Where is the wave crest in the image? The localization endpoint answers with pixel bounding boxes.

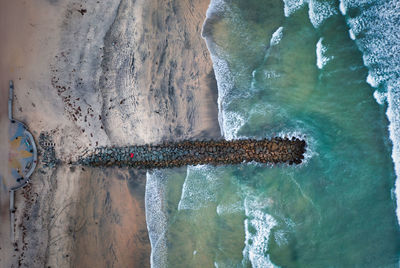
[341,0,400,225]
[316,38,333,69]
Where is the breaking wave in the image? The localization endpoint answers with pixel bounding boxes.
[270,27,284,47]
[242,197,278,268]
[339,0,400,225]
[282,0,306,17]
[308,0,337,28]
[145,170,168,268]
[283,0,337,29]
[316,37,333,69]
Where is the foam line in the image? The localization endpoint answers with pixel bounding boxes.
[340,0,400,226]
[145,170,168,268]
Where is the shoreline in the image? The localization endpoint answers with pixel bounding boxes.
[0,0,220,266]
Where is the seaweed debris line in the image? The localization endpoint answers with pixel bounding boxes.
[77,138,306,169]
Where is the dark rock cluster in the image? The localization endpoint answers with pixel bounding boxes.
[38,132,59,168]
[77,137,306,169]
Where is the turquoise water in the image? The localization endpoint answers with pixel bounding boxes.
[146,0,400,267]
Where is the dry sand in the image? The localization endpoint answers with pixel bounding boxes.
[0,0,219,267]
[0,1,57,266]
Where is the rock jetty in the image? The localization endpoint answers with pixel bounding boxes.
[77,137,306,169]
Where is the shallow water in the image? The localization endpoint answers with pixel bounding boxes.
[146,0,400,267]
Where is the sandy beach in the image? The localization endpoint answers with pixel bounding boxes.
[0,0,219,267]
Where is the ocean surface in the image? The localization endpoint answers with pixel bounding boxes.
[146,0,400,267]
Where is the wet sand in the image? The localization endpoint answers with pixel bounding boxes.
[0,0,219,267]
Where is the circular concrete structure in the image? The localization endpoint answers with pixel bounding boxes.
[1,80,38,242]
[8,120,37,190]
[6,80,37,191]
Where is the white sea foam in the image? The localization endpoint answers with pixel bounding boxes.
[308,0,337,28]
[339,0,374,17]
[373,90,387,105]
[264,70,281,79]
[202,2,315,266]
[207,35,283,264]
[204,0,238,139]
[270,27,284,46]
[386,87,400,226]
[339,0,347,15]
[208,51,236,138]
[340,0,400,225]
[349,29,356,40]
[145,170,168,268]
[221,110,246,140]
[316,38,333,69]
[346,17,364,37]
[366,73,378,88]
[242,197,277,268]
[283,0,306,17]
[206,0,226,16]
[316,38,325,69]
[178,165,221,210]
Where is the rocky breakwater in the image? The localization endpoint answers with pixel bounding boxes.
[77,137,306,169]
